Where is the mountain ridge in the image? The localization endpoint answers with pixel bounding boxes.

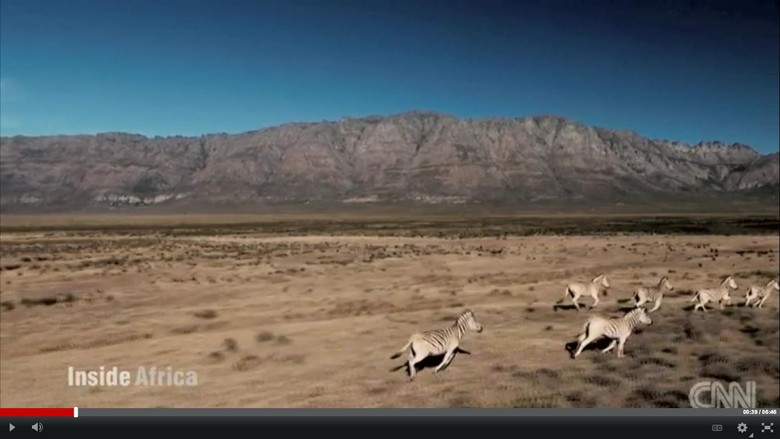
[1,111,778,211]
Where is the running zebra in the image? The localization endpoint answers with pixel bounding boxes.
[744,279,779,309]
[389,309,483,380]
[690,275,738,312]
[558,274,610,310]
[633,276,674,313]
[572,307,652,359]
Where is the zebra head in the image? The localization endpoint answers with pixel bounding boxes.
[768,279,780,291]
[459,310,483,333]
[661,277,674,290]
[593,274,609,288]
[635,307,652,325]
[722,276,738,290]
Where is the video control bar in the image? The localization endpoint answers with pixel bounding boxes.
[2,415,778,438]
[1,408,777,438]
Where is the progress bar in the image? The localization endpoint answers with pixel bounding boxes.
[0,408,775,416]
[0,407,77,417]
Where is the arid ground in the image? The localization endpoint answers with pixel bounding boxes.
[1,214,778,408]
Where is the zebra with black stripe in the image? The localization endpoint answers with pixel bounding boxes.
[557,274,610,310]
[744,279,779,309]
[690,275,737,312]
[572,307,652,359]
[633,276,674,313]
[390,309,483,380]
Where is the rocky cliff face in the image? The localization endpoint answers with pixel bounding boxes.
[1,112,777,210]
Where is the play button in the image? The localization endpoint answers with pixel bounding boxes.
[9,423,14,432]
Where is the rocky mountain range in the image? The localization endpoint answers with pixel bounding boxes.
[1,111,778,211]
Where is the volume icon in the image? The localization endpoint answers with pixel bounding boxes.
[32,422,43,432]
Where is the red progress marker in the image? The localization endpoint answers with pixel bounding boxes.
[0,407,76,417]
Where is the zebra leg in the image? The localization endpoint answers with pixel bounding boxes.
[758,296,768,308]
[571,293,581,310]
[573,334,596,358]
[649,298,662,313]
[434,348,456,373]
[591,294,600,308]
[601,339,617,353]
[407,351,424,380]
[616,336,628,358]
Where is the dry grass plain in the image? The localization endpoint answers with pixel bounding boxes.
[0,214,778,408]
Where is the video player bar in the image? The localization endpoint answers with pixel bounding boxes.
[1,411,777,438]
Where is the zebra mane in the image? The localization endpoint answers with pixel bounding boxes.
[458,309,474,321]
[624,307,645,318]
[623,307,647,328]
[452,310,475,336]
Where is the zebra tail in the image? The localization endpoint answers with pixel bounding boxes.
[390,340,412,359]
[690,291,699,303]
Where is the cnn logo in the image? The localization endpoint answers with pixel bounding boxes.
[689,380,757,408]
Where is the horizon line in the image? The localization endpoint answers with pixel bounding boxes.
[0,110,776,153]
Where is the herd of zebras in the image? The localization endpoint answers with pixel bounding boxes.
[390,274,779,380]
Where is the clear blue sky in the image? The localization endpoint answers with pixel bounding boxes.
[1,0,778,152]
